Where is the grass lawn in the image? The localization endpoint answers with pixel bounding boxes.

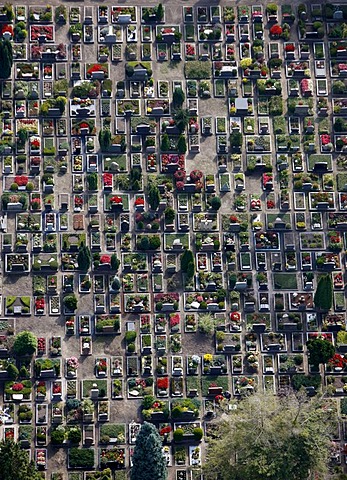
[82,379,108,398]
[273,273,298,290]
[186,376,201,396]
[201,376,229,396]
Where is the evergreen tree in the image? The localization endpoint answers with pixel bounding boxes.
[0,440,42,479]
[0,39,13,79]
[156,3,164,21]
[130,422,167,480]
[177,135,187,154]
[314,274,333,311]
[172,87,185,109]
[181,250,194,272]
[147,183,161,210]
[161,133,170,152]
[77,243,91,271]
[98,129,111,152]
[173,108,189,133]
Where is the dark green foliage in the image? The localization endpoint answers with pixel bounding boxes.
[314,274,333,311]
[0,40,13,79]
[111,254,120,271]
[6,363,18,380]
[87,173,98,191]
[181,250,194,273]
[147,183,161,210]
[230,132,242,147]
[306,338,335,367]
[177,135,187,154]
[129,167,142,191]
[210,196,222,210]
[63,294,78,312]
[51,427,65,445]
[156,3,164,21]
[68,427,82,444]
[161,133,170,152]
[173,108,189,134]
[164,207,175,223]
[0,440,42,479]
[77,244,91,271]
[130,422,167,480]
[68,448,94,469]
[99,129,112,152]
[13,331,37,357]
[291,374,322,391]
[172,88,185,109]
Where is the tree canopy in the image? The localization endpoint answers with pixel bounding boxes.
[12,331,37,356]
[0,39,13,79]
[203,390,334,480]
[0,441,42,480]
[306,337,335,367]
[314,274,333,311]
[130,422,167,480]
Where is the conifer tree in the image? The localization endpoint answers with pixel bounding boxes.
[130,422,167,480]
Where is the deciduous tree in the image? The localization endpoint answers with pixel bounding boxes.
[203,391,334,480]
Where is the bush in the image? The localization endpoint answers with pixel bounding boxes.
[193,427,204,441]
[7,363,18,380]
[68,427,82,444]
[68,448,94,469]
[198,314,215,335]
[13,331,37,356]
[173,428,184,442]
[51,426,65,445]
[63,294,78,312]
[127,343,135,353]
[210,196,222,210]
[149,236,161,249]
[125,331,137,343]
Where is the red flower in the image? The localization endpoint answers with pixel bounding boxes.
[157,377,169,389]
[270,25,282,36]
[100,255,111,264]
[12,383,24,391]
[110,196,122,204]
[14,175,28,186]
[135,197,145,205]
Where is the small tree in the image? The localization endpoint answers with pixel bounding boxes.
[161,133,170,152]
[181,250,194,272]
[98,129,111,152]
[172,87,185,109]
[13,331,37,357]
[314,274,333,311]
[210,196,222,210]
[147,183,161,210]
[111,254,120,271]
[63,294,78,312]
[306,337,335,367]
[173,108,189,133]
[177,135,187,154]
[77,244,91,271]
[7,363,19,380]
[156,3,164,21]
[68,426,82,444]
[131,422,167,480]
[0,39,13,79]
